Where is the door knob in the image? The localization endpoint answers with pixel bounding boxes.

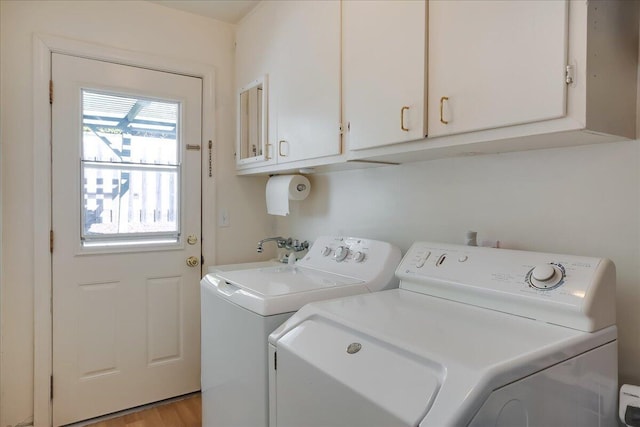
[186,256,200,267]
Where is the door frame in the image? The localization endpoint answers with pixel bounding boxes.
[33,34,217,426]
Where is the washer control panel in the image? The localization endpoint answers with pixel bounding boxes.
[315,237,376,264]
[298,236,402,287]
[397,242,616,332]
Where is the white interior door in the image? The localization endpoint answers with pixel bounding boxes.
[51,53,202,426]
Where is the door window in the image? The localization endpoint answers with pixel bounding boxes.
[81,90,181,246]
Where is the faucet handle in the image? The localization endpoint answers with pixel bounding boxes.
[276,238,289,249]
[287,239,309,252]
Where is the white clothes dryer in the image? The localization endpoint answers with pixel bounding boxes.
[268,241,618,427]
[200,236,401,427]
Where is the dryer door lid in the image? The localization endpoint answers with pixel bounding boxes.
[274,318,440,426]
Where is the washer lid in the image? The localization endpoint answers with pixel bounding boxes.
[217,265,364,296]
[204,266,367,316]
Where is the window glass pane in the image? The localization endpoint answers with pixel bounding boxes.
[82,90,178,165]
[82,164,179,241]
[80,89,181,247]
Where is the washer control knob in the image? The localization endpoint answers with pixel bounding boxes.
[353,251,365,263]
[321,246,332,256]
[334,246,349,262]
[532,264,556,282]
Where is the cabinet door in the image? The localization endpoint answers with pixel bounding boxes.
[236,3,280,168]
[344,0,427,151]
[273,1,342,164]
[428,0,568,137]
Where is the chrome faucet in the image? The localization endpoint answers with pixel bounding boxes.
[256,236,286,253]
[256,236,309,253]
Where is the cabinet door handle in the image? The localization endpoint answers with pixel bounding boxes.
[278,140,288,157]
[440,96,449,124]
[400,106,410,131]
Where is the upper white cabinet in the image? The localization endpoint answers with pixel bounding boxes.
[235,0,341,171]
[236,0,638,173]
[274,1,341,164]
[343,0,427,151]
[235,2,277,170]
[427,0,568,137]
[352,0,638,164]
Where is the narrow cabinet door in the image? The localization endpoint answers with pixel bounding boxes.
[273,0,342,164]
[235,2,280,169]
[428,0,568,137]
[344,0,427,151]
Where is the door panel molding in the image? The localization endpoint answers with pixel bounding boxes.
[32,34,216,426]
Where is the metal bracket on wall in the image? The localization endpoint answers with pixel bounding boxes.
[208,140,213,177]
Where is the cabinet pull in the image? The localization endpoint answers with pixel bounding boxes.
[400,106,410,131]
[265,142,271,160]
[440,96,449,124]
[278,140,288,157]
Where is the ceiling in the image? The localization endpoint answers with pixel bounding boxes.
[149,0,260,24]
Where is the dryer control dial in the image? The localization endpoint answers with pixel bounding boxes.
[528,263,565,290]
[334,246,349,262]
[321,246,332,256]
[532,264,555,282]
[353,251,365,263]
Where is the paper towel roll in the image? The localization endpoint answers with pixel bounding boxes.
[266,174,311,216]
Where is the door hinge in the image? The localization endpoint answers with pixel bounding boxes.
[565,65,575,85]
[274,351,277,370]
[49,80,54,104]
[50,375,54,400]
[339,123,343,135]
[50,230,54,253]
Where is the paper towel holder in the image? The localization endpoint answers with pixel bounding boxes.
[266,174,311,216]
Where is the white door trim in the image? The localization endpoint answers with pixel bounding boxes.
[33,33,217,427]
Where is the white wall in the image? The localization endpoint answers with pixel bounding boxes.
[281,138,640,385]
[0,1,269,425]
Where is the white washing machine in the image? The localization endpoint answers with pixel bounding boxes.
[200,236,401,427]
[269,241,618,427]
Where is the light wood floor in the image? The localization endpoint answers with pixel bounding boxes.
[85,394,201,427]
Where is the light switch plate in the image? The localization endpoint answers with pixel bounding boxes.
[218,207,230,227]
